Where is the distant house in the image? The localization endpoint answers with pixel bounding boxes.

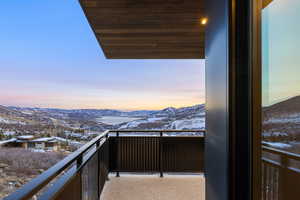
[0,138,17,147]
[0,135,60,151]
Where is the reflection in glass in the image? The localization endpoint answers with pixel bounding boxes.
[262,0,300,199]
[262,0,300,153]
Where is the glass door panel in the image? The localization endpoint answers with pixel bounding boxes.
[262,0,300,199]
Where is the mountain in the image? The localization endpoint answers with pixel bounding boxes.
[0,104,206,137]
[0,105,43,125]
[263,95,300,141]
[263,96,300,119]
[117,104,205,130]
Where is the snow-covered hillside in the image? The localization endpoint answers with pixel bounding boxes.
[170,118,205,130]
[0,104,206,138]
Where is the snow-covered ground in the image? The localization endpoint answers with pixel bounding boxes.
[170,118,205,130]
[262,132,288,137]
[96,116,141,125]
[264,116,300,124]
[119,117,165,129]
[64,132,83,138]
[20,110,34,115]
[2,131,16,136]
[0,117,26,125]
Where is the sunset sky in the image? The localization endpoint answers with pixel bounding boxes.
[0,0,205,110]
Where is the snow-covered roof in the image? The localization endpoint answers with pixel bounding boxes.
[31,137,57,143]
[17,135,34,140]
[54,137,67,142]
[54,137,83,147]
[0,138,17,145]
[69,133,82,138]
[15,137,57,143]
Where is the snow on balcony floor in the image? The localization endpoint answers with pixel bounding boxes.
[100,174,205,200]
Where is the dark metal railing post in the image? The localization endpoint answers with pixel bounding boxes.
[279,155,289,200]
[77,154,83,169]
[76,154,83,200]
[106,133,110,181]
[159,131,163,178]
[116,131,120,177]
[96,141,101,198]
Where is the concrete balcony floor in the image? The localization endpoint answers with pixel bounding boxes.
[100,174,205,200]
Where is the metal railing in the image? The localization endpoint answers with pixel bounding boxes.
[109,130,205,177]
[4,130,110,200]
[262,144,300,200]
[4,130,205,200]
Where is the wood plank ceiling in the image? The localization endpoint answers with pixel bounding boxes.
[263,0,273,8]
[79,0,205,59]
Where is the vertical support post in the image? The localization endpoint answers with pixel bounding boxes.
[279,155,289,200]
[77,154,83,199]
[96,141,101,198]
[159,131,163,178]
[106,133,110,181]
[116,131,120,177]
[77,154,83,169]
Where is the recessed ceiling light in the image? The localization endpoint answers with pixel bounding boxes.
[201,18,208,25]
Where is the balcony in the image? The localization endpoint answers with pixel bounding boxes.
[4,130,205,200]
[4,130,300,200]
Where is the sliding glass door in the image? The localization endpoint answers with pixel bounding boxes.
[261,0,300,199]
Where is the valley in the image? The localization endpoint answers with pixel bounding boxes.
[0,104,206,147]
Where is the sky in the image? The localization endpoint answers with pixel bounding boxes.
[0,0,205,110]
[262,0,300,106]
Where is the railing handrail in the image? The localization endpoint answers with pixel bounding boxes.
[262,144,300,161]
[110,129,205,133]
[4,130,109,200]
[4,129,205,200]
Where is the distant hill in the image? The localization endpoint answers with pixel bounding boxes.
[263,96,300,119]
[0,104,206,134]
[262,95,300,142]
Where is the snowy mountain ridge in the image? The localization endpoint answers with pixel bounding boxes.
[0,104,206,135]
